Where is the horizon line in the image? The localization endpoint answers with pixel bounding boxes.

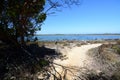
[35,33,120,35]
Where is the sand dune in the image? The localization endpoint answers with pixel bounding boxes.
[53,43,102,79]
[54,43,102,67]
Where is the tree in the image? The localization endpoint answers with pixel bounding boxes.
[0,0,79,46]
[0,1,80,79]
[0,0,46,45]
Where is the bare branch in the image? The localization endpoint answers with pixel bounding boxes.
[45,0,80,15]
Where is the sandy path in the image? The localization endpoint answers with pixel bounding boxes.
[52,43,102,79]
[54,43,102,67]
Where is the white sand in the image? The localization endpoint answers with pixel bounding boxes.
[54,43,102,67]
[53,43,102,79]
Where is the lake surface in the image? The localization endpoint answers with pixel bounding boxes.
[34,35,120,41]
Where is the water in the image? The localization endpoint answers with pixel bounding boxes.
[34,35,120,41]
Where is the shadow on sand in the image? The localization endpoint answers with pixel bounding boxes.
[0,43,63,80]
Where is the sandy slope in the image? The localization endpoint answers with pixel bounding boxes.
[68,44,102,67]
[54,43,102,67]
[53,43,102,79]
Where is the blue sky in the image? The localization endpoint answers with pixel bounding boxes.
[38,0,120,34]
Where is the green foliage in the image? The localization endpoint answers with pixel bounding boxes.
[0,0,79,45]
[0,0,46,44]
[39,59,49,67]
[112,45,120,54]
[37,13,46,23]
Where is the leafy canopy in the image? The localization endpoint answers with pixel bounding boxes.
[0,0,79,45]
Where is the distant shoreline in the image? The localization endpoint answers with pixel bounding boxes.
[33,34,120,41]
[35,34,120,36]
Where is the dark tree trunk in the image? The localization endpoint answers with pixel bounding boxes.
[21,35,25,46]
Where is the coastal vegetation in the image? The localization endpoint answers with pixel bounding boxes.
[1,38,120,79]
[0,0,80,80]
[0,0,120,80]
[0,0,79,46]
